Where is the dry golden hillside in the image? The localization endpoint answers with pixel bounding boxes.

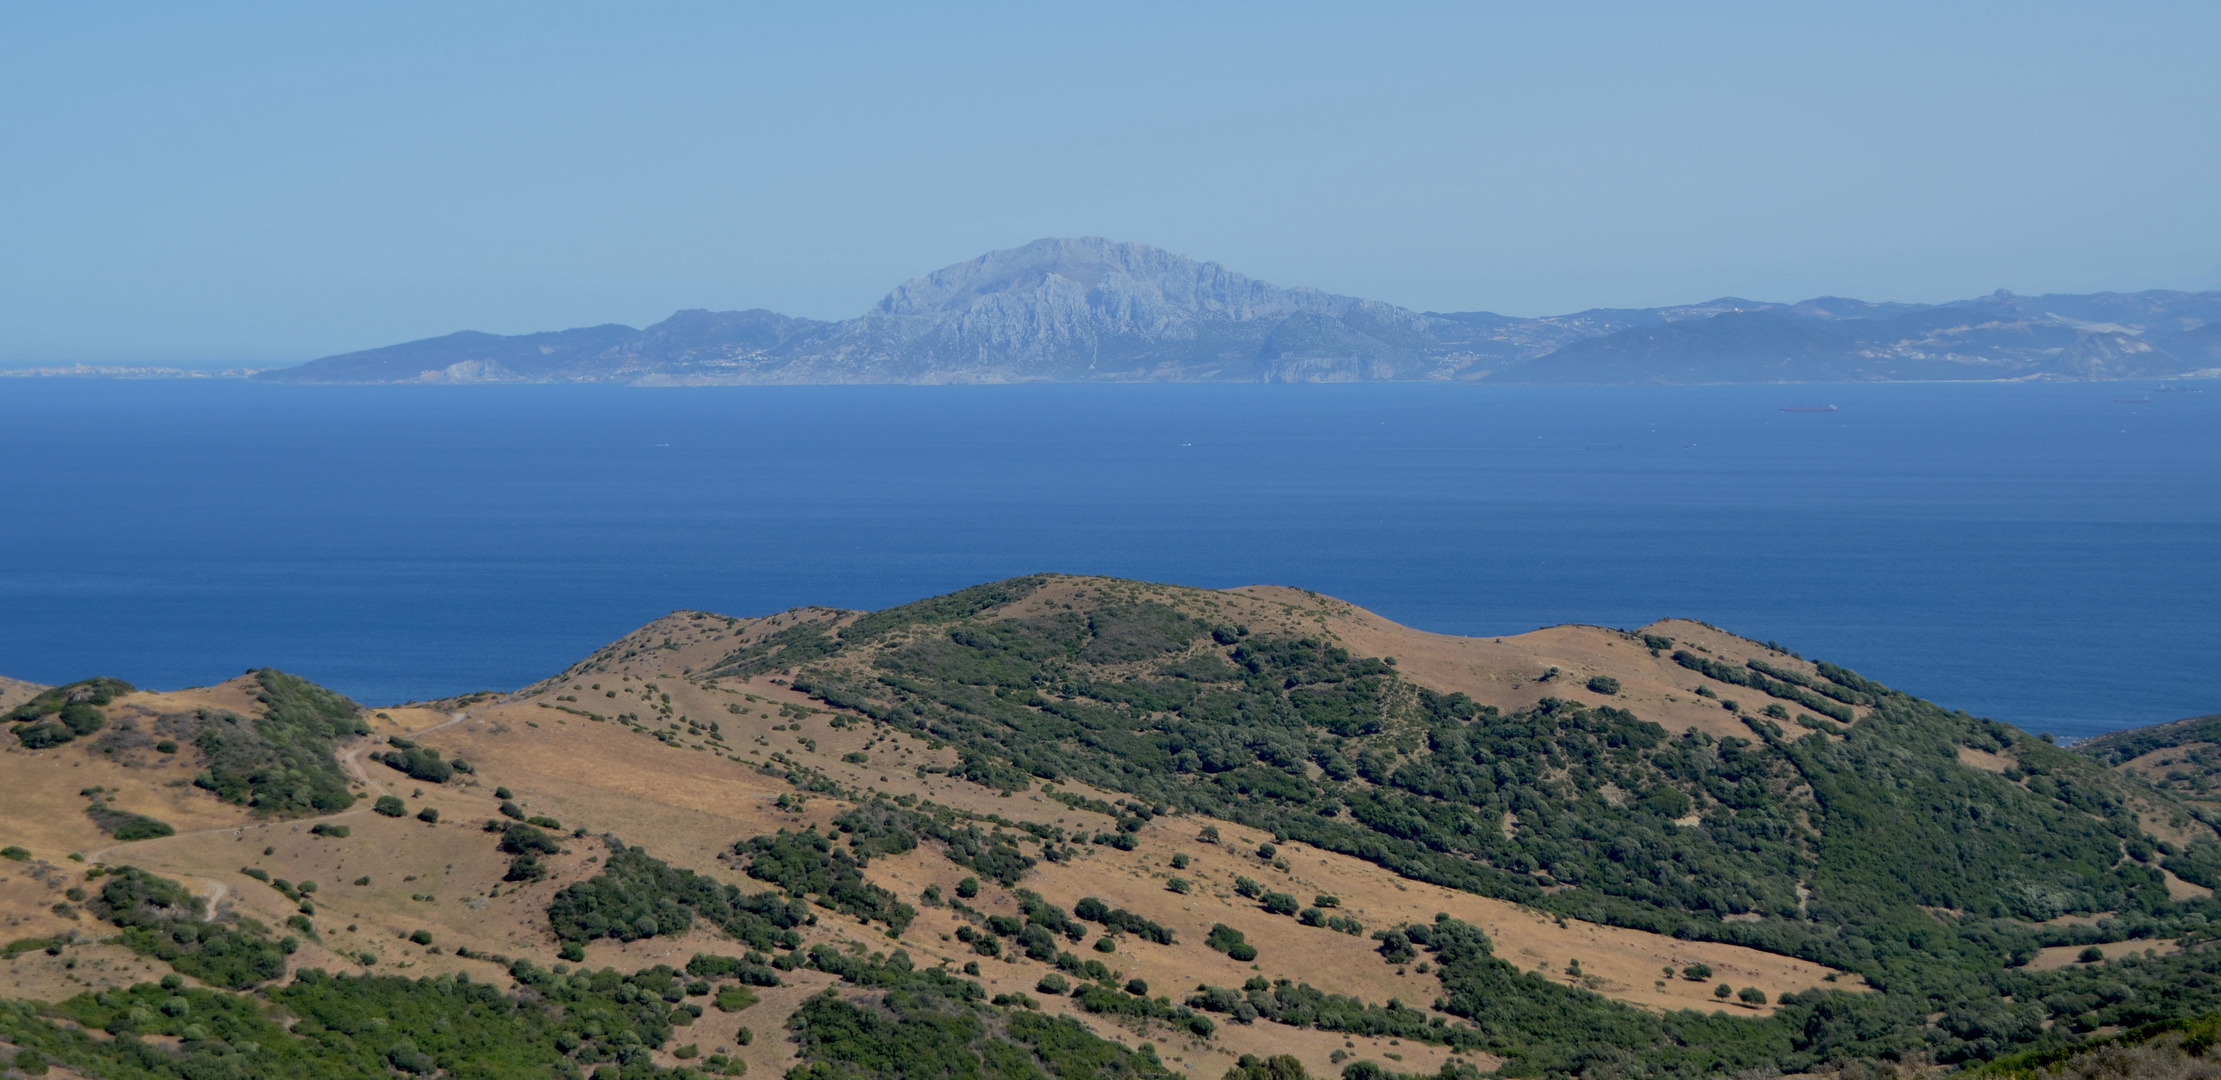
[16,574,2213,1080]
[0,581,1873,1080]
[0,676,47,715]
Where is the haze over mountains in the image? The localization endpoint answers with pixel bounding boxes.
[259,238,2221,386]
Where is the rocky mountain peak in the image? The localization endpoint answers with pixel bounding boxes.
[872,237,1325,321]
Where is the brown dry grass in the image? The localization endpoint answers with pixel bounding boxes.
[1959,747,2013,773]
[0,585,1886,1078]
[0,676,47,714]
[2026,940,2182,972]
[1223,589,1862,743]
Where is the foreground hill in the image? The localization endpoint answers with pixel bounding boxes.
[254,238,2221,385]
[3,577,2219,1080]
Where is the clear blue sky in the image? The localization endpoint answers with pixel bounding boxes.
[4,2,2217,363]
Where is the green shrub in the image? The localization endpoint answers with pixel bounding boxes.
[1206,923,1249,956]
[7,678,132,748]
[832,800,1036,887]
[171,670,363,816]
[1586,675,1621,695]
[88,866,287,988]
[416,807,440,824]
[0,846,26,861]
[1073,897,1175,943]
[372,796,406,817]
[374,744,454,784]
[310,823,350,838]
[741,829,914,934]
[84,805,174,841]
[13,723,76,750]
[552,842,807,953]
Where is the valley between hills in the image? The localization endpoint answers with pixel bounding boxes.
[3,575,2219,1080]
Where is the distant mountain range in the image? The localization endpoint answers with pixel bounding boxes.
[258,238,2221,385]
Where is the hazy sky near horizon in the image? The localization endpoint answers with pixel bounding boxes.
[5,2,2219,363]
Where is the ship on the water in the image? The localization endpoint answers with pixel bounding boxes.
[1780,404,1840,412]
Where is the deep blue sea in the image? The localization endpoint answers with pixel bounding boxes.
[0,379,2213,738]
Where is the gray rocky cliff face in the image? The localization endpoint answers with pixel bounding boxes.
[771,237,1447,381]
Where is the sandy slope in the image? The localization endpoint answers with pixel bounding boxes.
[0,583,1894,1077]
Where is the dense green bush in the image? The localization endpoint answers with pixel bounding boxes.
[7,678,131,749]
[1072,897,1176,944]
[833,800,1038,887]
[1671,651,1855,723]
[84,805,175,841]
[740,828,915,933]
[1206,923,1251,957]
[372,795,406,817]
[785,941,1177,1080]
[89,867,290,988]
[3,961,718,1079]
[549,841,807,950]
[687,952,784,986]
[167,669,363,816]
[374,742,455,783]
[1187,976,1439,1044]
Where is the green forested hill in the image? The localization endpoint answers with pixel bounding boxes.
[713,575,2221,1072]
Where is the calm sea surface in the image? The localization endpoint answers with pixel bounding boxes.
[0,379,2213,738]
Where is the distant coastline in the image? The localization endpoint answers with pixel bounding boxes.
[0,363,267,380]
[18,238,2221,387]
[245,238,2221,387]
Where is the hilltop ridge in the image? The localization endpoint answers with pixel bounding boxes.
[5,576,2221,1079]
[256,239,2221,386]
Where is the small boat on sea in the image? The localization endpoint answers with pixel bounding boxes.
[2115,397,2152,403]
[1779,404,1839,413]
